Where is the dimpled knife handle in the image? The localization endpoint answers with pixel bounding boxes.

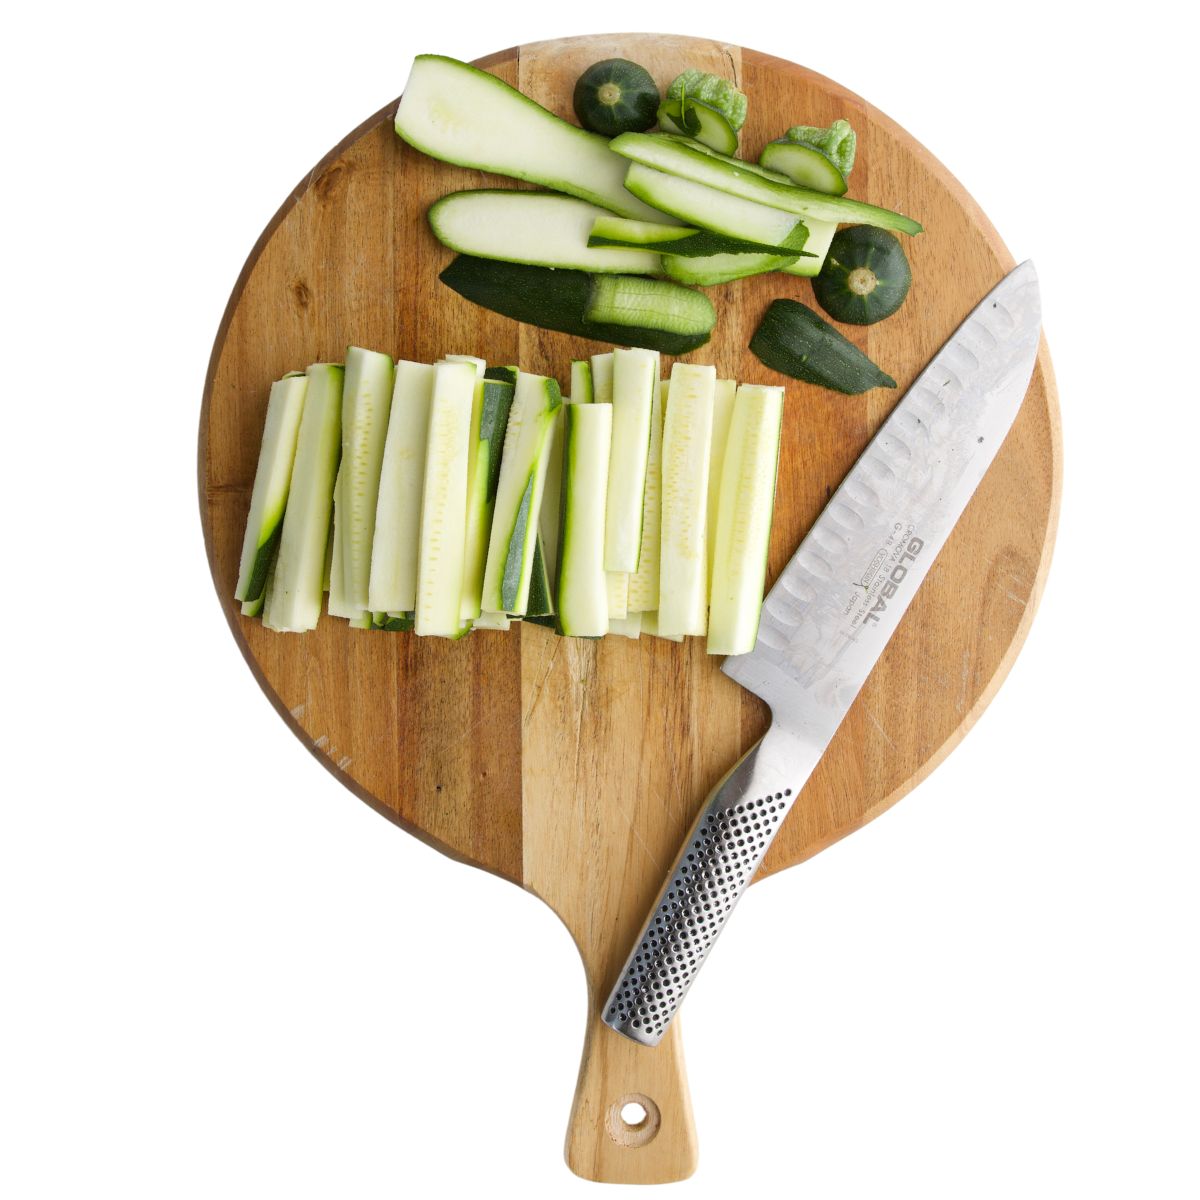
[601,723,807,1046]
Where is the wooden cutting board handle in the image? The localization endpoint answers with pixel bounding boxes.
[566,1011,697,1182]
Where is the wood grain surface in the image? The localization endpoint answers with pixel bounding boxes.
[199,33,1061,1184]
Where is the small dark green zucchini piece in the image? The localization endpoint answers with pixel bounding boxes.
[750,299,896,394]
[657,97,738,155]
[439,255,716,355]
[813,226,912,325]
[759,141,847,195]
[573,59,660,136]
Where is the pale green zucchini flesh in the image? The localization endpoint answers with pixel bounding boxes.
[610,133,922,234]
[556,402,613,637]
[657,363,717,637]
[429,191,662,275]
[481,372,562,615]
[368,361,436,614]
[705,379,738,591]
[604,347,658,573]
[627,379,667,613]
[623,162,808,247]
[340,347,395,613]
[395,54,668,222]
[235,372,308,606]
[415,360,477,636]
[264,364,344,632]
[707,385,784,655]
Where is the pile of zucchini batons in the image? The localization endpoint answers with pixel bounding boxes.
[236,347,783,655]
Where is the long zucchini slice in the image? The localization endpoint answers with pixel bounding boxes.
[556,402,612,637]
[368,362,436,614]
[415,360,477,636]
[658,364,716,637]
[394,54,668,222]
[611,133,923,234]
[706,379,738,591]
[449,359,516,622]
[327,466,368,623]
[662,251,796,287]
[708,385,785,655]
[430,191,662,275]
[590,352,614,404]
[570,361,593,404]
[340,347,395,612]
[537,405,566,593]
[664,219,838,286]
[440,256,715,355]
[627,379,667,613]
[605,347,658,573]
[623,163,809,248]
[589,214,798,257]
[482,371,562,616]
[235,371,308,607]
[263,364,344,632]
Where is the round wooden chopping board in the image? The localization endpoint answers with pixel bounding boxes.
[199,33,1060,1184]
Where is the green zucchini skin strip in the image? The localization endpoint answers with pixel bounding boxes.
[611,132,923,234]
[750,299,897,394]
[438,256,715,356]
[588,219,806,259]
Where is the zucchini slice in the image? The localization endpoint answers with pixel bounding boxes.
[235,372,308,607]
[605,348,659,573]
[657,97,738,155]
[624,162,809,247]
[590,352,614,404]
[705,379,738,591]
[368,361,436,615]
[439,256,716,356]
[414,360,477,637]
[610,133,923,234]
[395,55,667,222]
[708,385,784,656]
[263,364,344,633]
[454,361,516,621]
[750,299,897,394]
[429,191,662,275]
[537,405,566,593]
[812,225,912,325]
[661,250,799,287]
[326,465,358,620]
[570,360,594,404]
[779,219,838,278]
[482,371,562,616]
[556,402,613,638]
[758,141,847,195]
[340,347,395,613]
[658,364,717,637]
[588,214,799,257]
[627,379,667,614]
[573,58,660,136]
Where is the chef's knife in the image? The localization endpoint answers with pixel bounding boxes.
[603,261,1042,1047]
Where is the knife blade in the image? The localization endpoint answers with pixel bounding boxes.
[602,260,1042,1046]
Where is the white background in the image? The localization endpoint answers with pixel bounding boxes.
[3,1,1197,1196]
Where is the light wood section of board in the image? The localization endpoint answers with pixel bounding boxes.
[199,32,1060,1185]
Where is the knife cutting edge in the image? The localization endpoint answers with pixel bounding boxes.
[602,261,1042,1047]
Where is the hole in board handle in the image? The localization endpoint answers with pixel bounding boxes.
[605,1092,661,1148]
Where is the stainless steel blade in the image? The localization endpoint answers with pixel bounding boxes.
[603,261,1042,1046]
